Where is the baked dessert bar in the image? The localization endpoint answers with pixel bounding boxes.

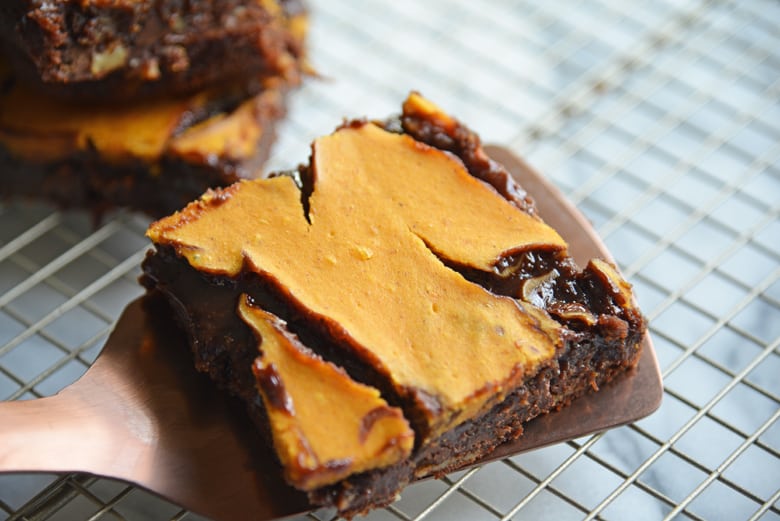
[0,60,286,218]
[0,0,306,101]
[141,93,646,517]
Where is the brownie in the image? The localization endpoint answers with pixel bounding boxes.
[0,59,287,218]
[141,93,646,518]
[0,0,306,101]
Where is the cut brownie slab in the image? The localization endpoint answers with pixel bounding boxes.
[0,59,287,218]
[0,0,307,101]
[141,93,646,517]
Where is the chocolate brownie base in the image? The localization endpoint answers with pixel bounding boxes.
[0,0,306,101]
[0,139,271,219]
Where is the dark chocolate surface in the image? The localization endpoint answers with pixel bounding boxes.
[0,0,305,101]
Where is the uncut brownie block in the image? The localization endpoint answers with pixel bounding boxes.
[0,0,306,101]
[141,93,646,517]
[0,59,287,218]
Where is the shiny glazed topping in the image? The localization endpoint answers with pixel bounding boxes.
[239,296,414,490]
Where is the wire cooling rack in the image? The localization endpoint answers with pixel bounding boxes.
[1,0,779,519]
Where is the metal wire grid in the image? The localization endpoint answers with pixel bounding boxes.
[1,0,778,519]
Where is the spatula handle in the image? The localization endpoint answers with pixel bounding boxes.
[0,390,146,477]
[0,395,78,472]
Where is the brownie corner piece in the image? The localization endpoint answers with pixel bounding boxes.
[141,92,647,517]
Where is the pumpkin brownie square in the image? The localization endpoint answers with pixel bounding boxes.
[141,93,646,518]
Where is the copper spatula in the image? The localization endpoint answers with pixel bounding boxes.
[0,147,662,521]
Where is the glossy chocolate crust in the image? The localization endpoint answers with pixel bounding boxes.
[141,113,646,517]
[0,0,305,101]
[0,85,284,219]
